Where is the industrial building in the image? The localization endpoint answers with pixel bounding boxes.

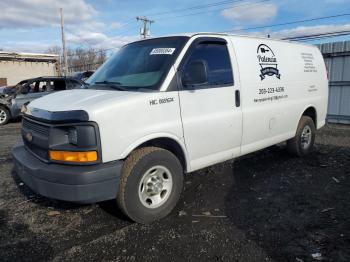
[0,52,59,86]
[318,41,350,124]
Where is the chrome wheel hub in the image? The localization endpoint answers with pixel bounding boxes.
[0,109,6,124]
[301,125,312,149]
[138,165,173,209]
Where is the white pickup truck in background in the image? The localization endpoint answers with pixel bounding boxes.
[12,33,328,223]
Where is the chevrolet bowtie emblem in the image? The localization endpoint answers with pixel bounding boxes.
[25,132,33,142]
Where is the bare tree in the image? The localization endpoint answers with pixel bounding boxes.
[68,47,107,73]
[46,46,61,55]
[46,45,63,76]
[96,49,107,66]
[46,46,108,75]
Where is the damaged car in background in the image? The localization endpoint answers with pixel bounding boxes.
[0,76,83,125]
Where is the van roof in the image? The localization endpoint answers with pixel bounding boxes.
[136,32,315,48]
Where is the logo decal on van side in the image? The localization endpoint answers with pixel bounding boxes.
[257,44,281,80]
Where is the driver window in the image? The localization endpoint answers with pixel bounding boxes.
[184,42,234,89]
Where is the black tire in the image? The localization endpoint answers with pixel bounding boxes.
[287,116,316,157]
[117,147,183,224]
[0,105,10,126]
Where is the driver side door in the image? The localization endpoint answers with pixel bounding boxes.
[178,37,242,171]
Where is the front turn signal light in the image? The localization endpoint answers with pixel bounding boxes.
[49,150,97,163]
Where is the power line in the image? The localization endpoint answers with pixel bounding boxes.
[65,0,268,56]
[106,1,268,49]
[101,20,139,36]
[156,0,270,21]
[143,0,245,17]
[222,13,350,33]
[111,24,139,36]
[110,0,245,25]
[283,29,350,41]
[66,3,350,57]
[100,0,251,35]
[98,0,246,36]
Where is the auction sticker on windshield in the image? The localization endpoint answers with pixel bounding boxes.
[150,48,176,55]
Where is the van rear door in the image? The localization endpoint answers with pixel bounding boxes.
[177,37,242,171]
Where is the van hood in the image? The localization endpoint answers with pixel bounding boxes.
[25,89,145,121]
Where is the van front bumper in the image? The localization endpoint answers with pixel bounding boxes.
[12,145,122,204]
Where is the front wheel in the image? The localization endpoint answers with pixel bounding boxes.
[117,147,183,224]
[0,106,10,126]
[287,116,316,157]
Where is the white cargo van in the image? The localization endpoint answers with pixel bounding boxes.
[12,33,328,223]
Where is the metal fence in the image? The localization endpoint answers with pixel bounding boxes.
[317,41,350,124]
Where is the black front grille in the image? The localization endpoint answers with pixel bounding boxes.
[23,139,49,160]
[22,117,50,161]
[22,118,50,136]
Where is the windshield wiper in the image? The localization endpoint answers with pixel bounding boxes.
[94,81,126,91]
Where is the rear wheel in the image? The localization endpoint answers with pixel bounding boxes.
[0,106,10,126]
[287,116,316,156]
[117,147,183,224]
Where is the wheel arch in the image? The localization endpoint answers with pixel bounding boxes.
[0,103,12,118]
[301,105,317,127]
[291,105,317,137]
[120,134,190,172]
[0,103,11,113]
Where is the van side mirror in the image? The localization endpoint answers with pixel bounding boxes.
[182,60,208,87]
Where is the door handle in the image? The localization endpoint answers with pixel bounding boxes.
[235,90,240,107]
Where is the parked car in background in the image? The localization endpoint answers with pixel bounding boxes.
[0,76,83,125]
[72,71,95,82]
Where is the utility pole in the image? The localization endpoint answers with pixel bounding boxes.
[60,8,68,76]
[136,16,154,39]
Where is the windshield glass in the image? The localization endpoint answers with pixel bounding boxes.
[86,36,189,91]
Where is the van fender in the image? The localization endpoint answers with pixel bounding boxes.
[294,103,317,134]
[119,132,191,171]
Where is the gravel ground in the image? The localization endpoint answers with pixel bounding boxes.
[0,121,349,262]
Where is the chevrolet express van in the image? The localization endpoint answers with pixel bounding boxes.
[12,33,328,223]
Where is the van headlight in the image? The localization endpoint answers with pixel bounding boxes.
[48,123,100,164]
[68,128,78,145]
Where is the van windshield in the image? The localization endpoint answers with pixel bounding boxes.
[86,36,189,91]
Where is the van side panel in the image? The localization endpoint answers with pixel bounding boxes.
[230,36,328,156]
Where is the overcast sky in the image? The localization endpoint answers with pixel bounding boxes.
[0,0,350,53]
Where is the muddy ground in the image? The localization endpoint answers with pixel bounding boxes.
[0,121,349,262]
